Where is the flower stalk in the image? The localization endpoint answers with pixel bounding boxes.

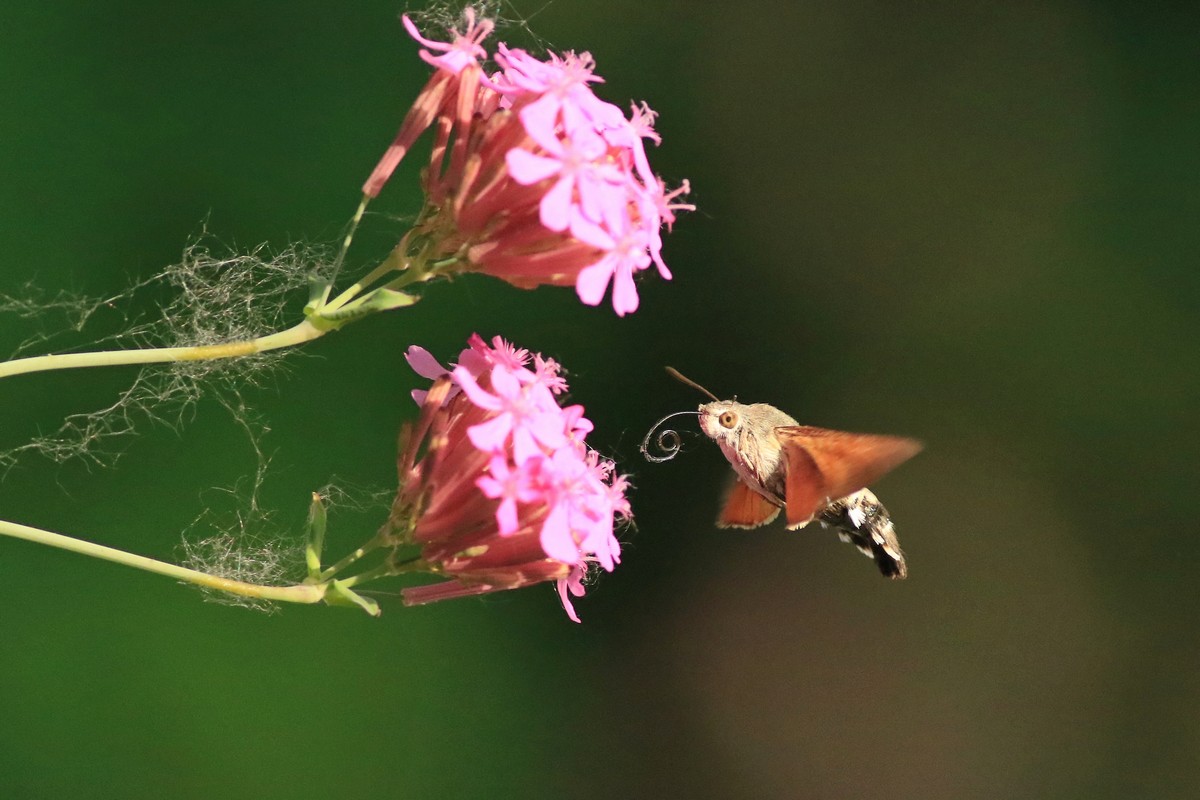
[0,518,327,605]
[0,507,434,617]
[0,319,326,382]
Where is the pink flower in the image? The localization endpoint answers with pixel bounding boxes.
[394,335,629,621]
[361,10,690,316]
[402,9,492,74]
[453,362,568,464]
[505,122,616,232]
[361,11,493,199]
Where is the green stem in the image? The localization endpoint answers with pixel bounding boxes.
[318,533,386,582]
[338,556,426,589]
[0,319,325,381]
[323,194,372,307]
[324,249,408,312]
[0,518,326,604]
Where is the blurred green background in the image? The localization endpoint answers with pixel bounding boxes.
[1,1,1197,797]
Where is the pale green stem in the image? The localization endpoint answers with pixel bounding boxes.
[324,248,408,312]
[0,319,325,381]
[336,557,425,589]
[322,194,372,307]
[0,518,326,604]
[319,532,386,582]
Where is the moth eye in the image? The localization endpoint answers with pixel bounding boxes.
[719,411,738,429]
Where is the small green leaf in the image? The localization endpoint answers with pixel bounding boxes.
[324,580,382,617]
[305,492,327,580]
[357,288,420,313]
[314,288,419,326]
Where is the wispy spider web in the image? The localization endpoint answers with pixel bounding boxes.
[404,0,561,57]
[0,234,333,472]
[178,474,393,612]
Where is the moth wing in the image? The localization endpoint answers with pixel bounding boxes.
[717,477,782,529]
[778,426,921,530]
[781,440,827,529]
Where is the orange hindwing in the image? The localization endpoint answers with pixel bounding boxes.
[717,478,782,529]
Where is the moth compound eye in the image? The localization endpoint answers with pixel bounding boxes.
[719,411,738,429]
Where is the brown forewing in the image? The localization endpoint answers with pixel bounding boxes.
[778,426,922,529]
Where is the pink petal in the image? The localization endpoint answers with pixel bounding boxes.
[650,232,672,280]
[574,171,609,224]
[489,362,523,398]
[566,122,608,160]
[527,381,562,413]
[401,15,449,52]
[560,99,593,140]
[556,565,587,623]
[539,175,575,232]
[516,480,544,504]
[556,577,582,623]
[528,410,568,450]
[519,95,564,149]
[561,404,594,437]
[476,480,500,499]
[568,211,614,250]
[539,501,581,564]
[452,366,503,411]
[579,523,620,572]
[406,346,447,379]
[581,95,627,131]
[466,332,490,354]
[611,264,640,316]
[458,345,490,378]
[401,12,491,75]
[511,425,542,465]
[495,495,519,535]
[575,258,615,306]
[467,412,514,453]
[506,148,563,186]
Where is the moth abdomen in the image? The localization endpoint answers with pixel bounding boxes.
[817,488,908,579]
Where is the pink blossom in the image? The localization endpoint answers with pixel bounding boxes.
[556,565,587,623]
[505,123,618,232]
[490,46,606,118]
[569,206,652,315]
[361,11,691,316]
[533,354,568,394]
[476,455,540,534]
[405,345,449,405]
[402,10,492,74]
[628,101,662,146]
[394,335,629,621]
[640,179,695,280]
[453,363,568,464]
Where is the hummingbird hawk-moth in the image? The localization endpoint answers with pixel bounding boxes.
[642,368,922,579]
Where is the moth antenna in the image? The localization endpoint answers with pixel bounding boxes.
[664,366,720,402]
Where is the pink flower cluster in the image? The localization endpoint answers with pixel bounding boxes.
[364,9,691,316]
[396,334,629,621]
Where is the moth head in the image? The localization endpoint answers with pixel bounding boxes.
[664,367,749,448]
[699,400,744,444]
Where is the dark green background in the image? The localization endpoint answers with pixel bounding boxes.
[1,2,1197,797]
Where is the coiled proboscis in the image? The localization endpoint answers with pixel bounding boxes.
[639,411,699,463]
